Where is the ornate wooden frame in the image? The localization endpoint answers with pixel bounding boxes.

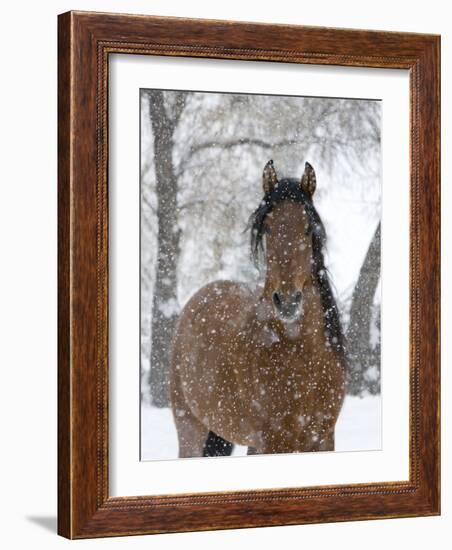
[58,11,440,539]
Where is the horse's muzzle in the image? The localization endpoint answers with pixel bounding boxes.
[272,291,304,322]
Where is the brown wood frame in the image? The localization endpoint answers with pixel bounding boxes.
[58,10,440,539]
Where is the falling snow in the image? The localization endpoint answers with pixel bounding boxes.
[157,297,180,318]
[140,89,382,459]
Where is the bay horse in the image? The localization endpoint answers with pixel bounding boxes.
[170,160,346,457]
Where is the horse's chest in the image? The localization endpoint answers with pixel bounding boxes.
[247,344,342,411]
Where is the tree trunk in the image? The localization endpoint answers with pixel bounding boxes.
[147,90,185,407]
[346,222,381,396]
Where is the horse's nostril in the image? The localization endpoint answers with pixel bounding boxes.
[272,292,281,307]
[294,291,303,303]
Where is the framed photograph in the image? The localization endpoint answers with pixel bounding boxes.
[58,11,440,539]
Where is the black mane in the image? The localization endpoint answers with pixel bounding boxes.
[249,178,345,354]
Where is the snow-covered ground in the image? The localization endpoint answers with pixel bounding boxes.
[141,395,381,461]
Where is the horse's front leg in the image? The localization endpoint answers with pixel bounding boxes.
[298,423,336,452]
[317,431,335,452]
[170,369,209,458]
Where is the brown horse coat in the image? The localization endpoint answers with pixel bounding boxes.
[170,161,346,457]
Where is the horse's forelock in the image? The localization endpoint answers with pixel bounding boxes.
[250,178,324,263]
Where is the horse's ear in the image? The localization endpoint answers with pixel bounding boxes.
[300,162,317,196]
[263,160,278,194]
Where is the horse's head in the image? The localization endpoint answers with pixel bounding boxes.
[251,160,322,324]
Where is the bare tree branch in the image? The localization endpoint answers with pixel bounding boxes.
[176,137,302,176]
[171,92,187,124]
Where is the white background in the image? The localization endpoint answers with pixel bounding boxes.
[110,56,408,495]
[0,0,448,548]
